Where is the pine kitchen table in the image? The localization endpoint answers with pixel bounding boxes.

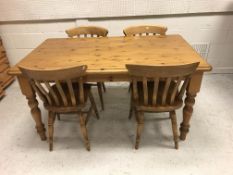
[8,35,212,141]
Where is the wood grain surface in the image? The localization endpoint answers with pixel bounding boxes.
[9,35,212,77]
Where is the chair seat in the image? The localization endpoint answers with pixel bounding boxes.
[44,83,91,113]
[133,81,183,112]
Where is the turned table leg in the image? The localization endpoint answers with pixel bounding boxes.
[180,92,196,140]
[180,72,203,141]
[17,75,46,140]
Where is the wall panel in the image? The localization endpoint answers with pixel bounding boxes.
[0,0,233,21]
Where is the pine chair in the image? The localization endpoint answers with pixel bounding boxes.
[123,25,167,36]
[126,62,199,149]
[19,65,100,151]
[65,26,109,110]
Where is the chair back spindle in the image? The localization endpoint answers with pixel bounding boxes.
[152,78,159,105]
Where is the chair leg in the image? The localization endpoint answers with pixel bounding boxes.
[170,111,179,149]
[102,82,106,92]
[135,111,144,149]
[57,114,61,120]
[128,83,131,93]
[89,92,100,119]
[128,98,133,120]
[85,106,93,125]
[97,82,104,110]
[79,112,90,151]
[48,111,56,151]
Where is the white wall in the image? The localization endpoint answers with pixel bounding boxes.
[0,0,233,21]
[0,21,76,65]
[0,14,233,73]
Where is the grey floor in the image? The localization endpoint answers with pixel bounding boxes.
[0,74,233,175]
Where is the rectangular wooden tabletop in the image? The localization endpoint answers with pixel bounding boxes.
[8,35,212,76]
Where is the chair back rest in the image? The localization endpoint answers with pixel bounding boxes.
[19,65,87,107]
[123,25,167,36]
[66,26,108,38]
[126,62,199,106]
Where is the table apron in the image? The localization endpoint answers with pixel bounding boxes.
[84,71,204,83]
[85,73,129,82]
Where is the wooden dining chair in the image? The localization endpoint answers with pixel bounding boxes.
[123,25,167,36]
[126,62,199,149]
[19,65,100,151]
[65,26,108,111]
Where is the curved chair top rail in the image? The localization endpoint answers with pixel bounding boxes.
[126,62,199,78]
[65,26,108,38]
[19,65,87,81]
[123,25,167,36]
